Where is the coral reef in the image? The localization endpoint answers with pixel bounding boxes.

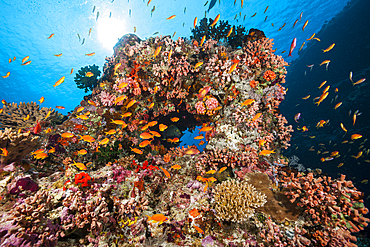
[0,28,367,247]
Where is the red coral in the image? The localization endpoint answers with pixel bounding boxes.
[74,172,92,187]
[263,70,276,81]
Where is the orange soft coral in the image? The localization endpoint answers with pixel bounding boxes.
[263,70,276,81]
[250,80,258,88]
[74,172,92,187]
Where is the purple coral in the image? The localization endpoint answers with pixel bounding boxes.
[9,177,38,195]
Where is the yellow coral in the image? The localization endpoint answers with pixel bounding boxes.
[213,179,267,222]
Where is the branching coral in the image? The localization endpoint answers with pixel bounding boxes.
[213,179,267,223]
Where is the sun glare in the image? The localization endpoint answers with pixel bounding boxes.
[97,17,127,50]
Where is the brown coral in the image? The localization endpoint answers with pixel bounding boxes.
[0,128,40,165]
[213,179,267,223]
[0,102,60,129]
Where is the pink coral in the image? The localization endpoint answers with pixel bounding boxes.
[195,101,206,115]
[205,97,219,110]
[99,90,116,106]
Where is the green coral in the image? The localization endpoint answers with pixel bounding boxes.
[74,65,101,93]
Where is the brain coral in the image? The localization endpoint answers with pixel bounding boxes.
[213,179,267,223]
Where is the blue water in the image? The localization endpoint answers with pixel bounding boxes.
[0,0,349,114]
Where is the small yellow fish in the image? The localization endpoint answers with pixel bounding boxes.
[318,81,327,89]
[2,72,10,78]
[85,72,94,77]
[54,53,63,57]
[170,117,179,122]
[353,78,366,86]
[131,147,143,154]
[47,33,54,39]
[166,15,176,20]
[334,102,342,110]
[23,114,30,121]
[219,167,227,173]
[340,123,347,132]
[73,161,87,170]
[320,60,330,66]
[105,129,116,135]
[77,149,87,155]
[22,56,30,63]
[99,138,110,145]
[210,14,220,27]
[154,46,162,58]
[53,76,65,87]
[206,170,216,174]
[171,164,181,170]
[241,99,255,106]
[160,166,171,178]
[323,43,335,53]
[200,35,206,46]
[193,17,197,29]
[194,62,203,70]
[302,20,308,31]
[85,52,95,56]
[259,150,275,156]
[302,95,310,100]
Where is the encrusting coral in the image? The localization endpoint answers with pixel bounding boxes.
[213,179,267,223]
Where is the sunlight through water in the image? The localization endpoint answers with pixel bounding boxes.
[97,17,127,50]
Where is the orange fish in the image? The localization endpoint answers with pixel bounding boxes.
[70,68,74,74]
[0,148,8,156]
[54,53,62,57]
[160,166,171,178]
[61,132,74,138]
[53,76,65,87]
[39,96,44,104]
[85,52,95,56]
[47,33,54,39]
[351,134,362,140]
[251,12,257,17]
[2,72,10,78]
[140,132,154,140]
[323,43,335,53]
[126,99,137,109]
[154,46,162,57]
[200,35,206,46]
[251,113,262,121]
[334,102,342,110]
[320,60,330,66]
[76,106,84,113]
[194,225,204,234]
[241,99,255,106]
[146,214,168,224]
[79,135,95,142]
[115,95,127,105]
[55,106,65,110]
[22,56,30,63]
[199,126,213,132]
[185,148,200,155]
[318,81,327,89]
[105,129,116,135]
[147,121,158,127]
[21,60,31,66]
[131,147,143,154]
[340,123,347,132]
[149,131,161,137]
[193,17,197,29]
[219,167,227,173]
[166,15,176,20]
[77,149,87,155]
[85,72,94,77]
[259,139,266,146]
[199,140,205,145]
[99,138,109,145]
[194,135,204,140]
[315,91,329,106]
[194,62,203,70]
[353,78,366,86]
[159,124,168,131]
[72,161,87,170]
[210,14,220,27]
[121,112,132,118]
[228,62,238,74]
[302,95,310,100]
[139,140,152,148]
[34,153,48,159]
[259,149,275,156]
[170,117,179,122]
[206,170,216,174]
[88,100,97,106]
[168,49,173,64]
[149,102,155,108]
[322,85,330,94]
[111,119,126,125]
[171,164,181,170]
[302,20,308,31]
[226,27,233,37]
